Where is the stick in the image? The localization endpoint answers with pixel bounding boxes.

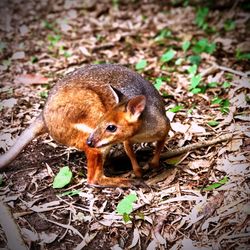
[0,201,28,250]
[160,134,232,160]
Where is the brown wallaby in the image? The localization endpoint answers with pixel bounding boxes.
[0,64,170,187]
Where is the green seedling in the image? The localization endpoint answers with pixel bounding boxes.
[53,166,73,189]
[203,176,228,191]
[160,49,176,63]
[135,59,147,70]
[154,28,172,43]
[116,193,138,223]
[195,7,209,30]
[182,40,191,52]
[212,97,230,114]
[207,120,219,127]
[192,38,216,55]
[188,55,201,65]
[168,105,184,113]
[236,49,250,61]
[154,77,163,90]
[224,19,236,31]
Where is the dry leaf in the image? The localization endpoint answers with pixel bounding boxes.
[225,139,243,152]
[1,98,17,108]
[170,122,189,133]
[11,51,25,60]
[15,74,49,85]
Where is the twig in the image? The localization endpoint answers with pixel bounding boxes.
[200,64,248,78]
[160,134,232,160]
[0,201,28,250]
[38,213,85,240]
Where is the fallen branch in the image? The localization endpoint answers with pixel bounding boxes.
[160,134,232,160]
[0,201,28,250]
[200,64,248,78]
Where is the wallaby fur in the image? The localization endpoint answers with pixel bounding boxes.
[0,64,170,187]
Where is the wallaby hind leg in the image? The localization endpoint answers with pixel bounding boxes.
[86,148,142,187]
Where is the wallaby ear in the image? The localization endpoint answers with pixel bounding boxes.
[126,95,146,122]
[109,85,126,104]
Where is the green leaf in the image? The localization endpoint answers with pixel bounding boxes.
[168,105,183,113]
[192,38,216,54]
[187,64,197,76]
[236,50,250,60]
[116,193,138,216]
[182,40,191,52]
[154,28,172,42]
[53,166,73,189]
[195,7,209,29]
[188,55,201,65]
[154,77,163,90]
[191,87,202,94]
[212,97,223,105]
[190,74,202,89]
[135,59,147,70]
[175,58,183,65]
[122,213,131,223]
[208,82,218,88]
[222,81,231,88]
[160,49,176,63]
[207,120,219,127]
[224,19,236,31]
[203,176,228,191]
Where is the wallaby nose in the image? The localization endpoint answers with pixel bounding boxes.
[86,136,94,147]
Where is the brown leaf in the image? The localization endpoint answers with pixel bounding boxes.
[15,74,49,85]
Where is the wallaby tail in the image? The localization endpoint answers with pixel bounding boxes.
[0,115,46,170]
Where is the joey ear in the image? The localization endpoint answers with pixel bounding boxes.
[126,95,146,122]
[109,85,126,104]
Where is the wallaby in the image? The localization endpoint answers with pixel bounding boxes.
[0,64,170,187]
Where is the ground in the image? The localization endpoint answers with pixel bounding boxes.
[0,0,249,249]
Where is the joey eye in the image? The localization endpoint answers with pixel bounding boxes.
[106,125,117,132]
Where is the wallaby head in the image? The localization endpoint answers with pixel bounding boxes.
[86,85,146,148]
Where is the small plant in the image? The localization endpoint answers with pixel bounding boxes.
[189,74,202,94]
[203,176,228,191]
[47,34,61,48]
[160,49,176,63]
[53,166,73,189]
[182,40,191,52]
[207,120,219,127]
[188,55,201,65]
[168,105,184,113]
[235,49,250,61]
[212,97,230,114]
[195,7,209,30]
[154,28,172,43]
[116,193,138,223]
[154,77,163,90]
[135,59,147,70]
[192,38,216,55]
[224,19,236,31]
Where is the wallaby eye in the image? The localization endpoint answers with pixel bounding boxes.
[106,125,117,132]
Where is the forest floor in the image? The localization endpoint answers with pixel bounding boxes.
[0,0,249,249]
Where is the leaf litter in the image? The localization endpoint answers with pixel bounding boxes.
[0,1,250,249]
